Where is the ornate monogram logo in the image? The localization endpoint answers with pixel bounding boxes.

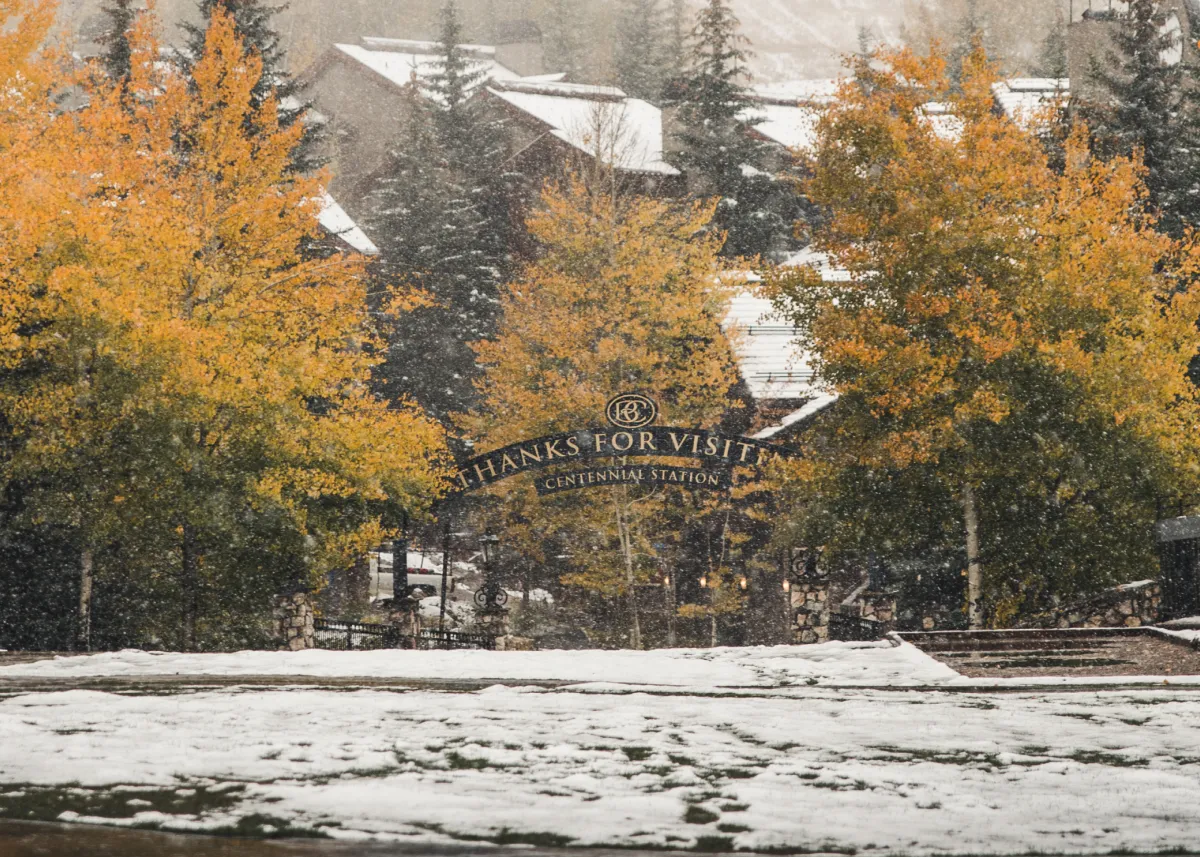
[606,394,659,430]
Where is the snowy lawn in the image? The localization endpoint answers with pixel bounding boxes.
[3,644,1200,852]
[0,641,960,689]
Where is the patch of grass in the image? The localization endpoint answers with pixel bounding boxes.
[684,805,720,825]
[770,742,800,751]
[445,751,510,771]
[198,813,327,840]
[1067,750,1147,768]
[694,835,735,851]
[0,784,247,825]
[623,746,653,761]
[720,802,749,812]
[708,767,757,780]
[669,754,696,766]
[717,822,751,833]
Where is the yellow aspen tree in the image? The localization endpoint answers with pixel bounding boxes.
[769,44,1200,627]
[467,178,743,649]
[0,9,450,648]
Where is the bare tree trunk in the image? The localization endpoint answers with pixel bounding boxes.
[963,482,983,630]
[614,487,642,650]
[710,613,717,648]
[181,523,200,651]
[76,548,93,652]
[665,573,677,648]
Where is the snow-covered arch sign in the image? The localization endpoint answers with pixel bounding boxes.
[448,396,795,497]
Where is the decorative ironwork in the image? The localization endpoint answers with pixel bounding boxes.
[473,581,509,609]
[314,620,496,651]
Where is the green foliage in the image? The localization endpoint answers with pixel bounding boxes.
[366,0,522,427]
[669,0,802,259]
[1080,0,1200,238]
[96,0,136,82]
[614,0,668,102]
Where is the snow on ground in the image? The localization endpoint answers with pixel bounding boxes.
[0,642,960,688]
[4,682,1200,852]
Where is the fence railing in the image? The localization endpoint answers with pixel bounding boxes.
[829,612,886,642]
[313,620,496,651]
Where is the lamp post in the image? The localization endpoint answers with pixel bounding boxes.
[474,533,507,611]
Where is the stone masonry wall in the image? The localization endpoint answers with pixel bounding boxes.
[274,592,315,651]
[792,584,829,644]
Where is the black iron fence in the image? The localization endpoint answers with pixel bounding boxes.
[313,620,496,651]
[829,612,886,642]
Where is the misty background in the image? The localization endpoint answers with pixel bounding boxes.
[53,0,1066,84]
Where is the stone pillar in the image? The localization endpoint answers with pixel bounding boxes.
[474,607,510,639]
[792,583,829,645]
[274,591,315,651]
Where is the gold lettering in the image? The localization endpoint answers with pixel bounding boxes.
[737,442,755,463]
[721,439,733,459]
[501,454,518,474]
[613,432,634,452]
[691,434,702,455]
[456,470,473,489]
[704,436,720,457]
[520,446,543,466]
[639,431,658,452]
[669,432,689,453]
[474,459,498,482]
[566,436,581,455]
[545,440,568,460]
[594,433,608,453]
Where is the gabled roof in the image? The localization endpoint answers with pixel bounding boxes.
[318,194,378,255]
[331,38,522,97]
[742,80,838,153]
[725,290,817,402]
[487,79,679,176]
[991,78,1069,129]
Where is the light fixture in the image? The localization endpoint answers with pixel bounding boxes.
[782,579,791,593]
[479,533,500,565]
[699,575,707,588]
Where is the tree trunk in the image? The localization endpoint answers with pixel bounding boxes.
[615,489,642,649]
[963,482,983,630]
[665,573,677,648]
[710,613,717,648]
[181,522,200,651]
[76,548,94,652]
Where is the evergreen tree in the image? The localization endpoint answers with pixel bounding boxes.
[1036,8,1068,79]
[183,0,319,170]
[544,0,585,80]
[614,0,667,102]
[1080,0,1200,238]
[664,0,689,82]
[366,0,519,427]
[96,0,137,83]
[670,0,797,258]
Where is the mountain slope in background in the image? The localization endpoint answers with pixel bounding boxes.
[51,0,1055,85]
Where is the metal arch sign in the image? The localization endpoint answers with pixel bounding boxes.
[447,395,796,497]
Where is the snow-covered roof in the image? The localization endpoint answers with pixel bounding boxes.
[334,38,522,96]
[725,291,817,402]
[753,393,839,440]
[488,79,679,176]
[318,194,378,255]
[742,80,837,152]
[991,78,1069,129]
